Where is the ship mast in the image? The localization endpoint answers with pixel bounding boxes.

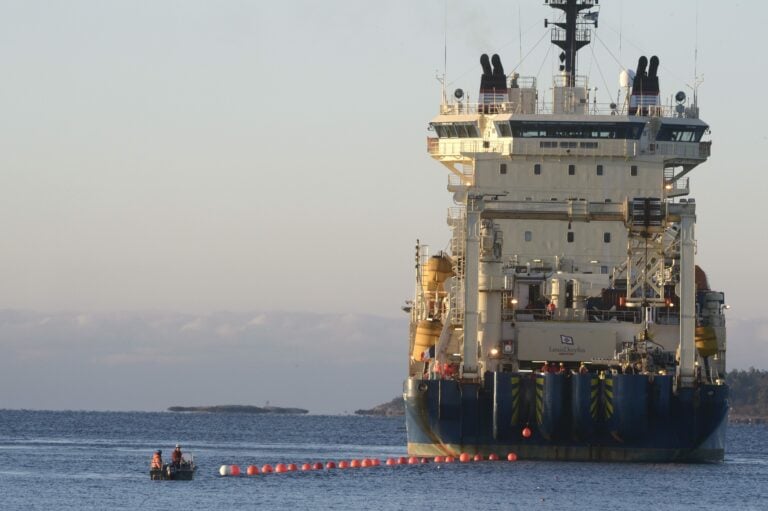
[545,0,598,87]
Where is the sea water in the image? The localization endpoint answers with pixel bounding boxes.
[0,410,765,510]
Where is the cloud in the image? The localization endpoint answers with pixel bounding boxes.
[727,318,768,370]
[248,314,267,326]
[0,309,407,413]
[180,317,204,331]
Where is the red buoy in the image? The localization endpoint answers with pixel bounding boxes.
[398,456,408,465]
[325,461,336,469]
[275,463,287,473]
[301,463,312,471]
[338,460,349,469]
[261,464,273,474]
[246,465,259,476]
[433,455,445,463]
[488,453,499,461]
[361,459,371,468]
[407,456,418,465]
[386,458,396,466]
[230,464,241,476]
[522,426,532,438]
[507,452,518,462]
[473,454,483,462]
[371,458,381,467]
[459,453,471,463]
[287,463,297,472]
[420,457,429,464]
[445,456,455,463]
[312,462,323,470]
[350,459,361,468]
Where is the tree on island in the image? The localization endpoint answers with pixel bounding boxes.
[727,368,768,418]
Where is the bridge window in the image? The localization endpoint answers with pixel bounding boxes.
[495,122,512,137]
[656,125,706,142]
[567,232,575,243]
[534,164,541,175]
[568,165,576,175]
[631,165,638,176]
[524,231,532,242]
[596,165,604,176]
[500,163,507,175]
[604,232,611,243]
[506,121,644,140]
[431,122,480,139]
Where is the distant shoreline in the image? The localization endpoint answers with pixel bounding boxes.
[729,415,767,425]
[354,398,404,417]
[167,405,309,414]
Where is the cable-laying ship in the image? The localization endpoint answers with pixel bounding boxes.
[404,0,728,462]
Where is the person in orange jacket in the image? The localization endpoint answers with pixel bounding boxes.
[171,444,183,466]
[151,450,163,470]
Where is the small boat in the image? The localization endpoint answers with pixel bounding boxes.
[150,454,197,481]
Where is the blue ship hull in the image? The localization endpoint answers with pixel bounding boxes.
[404,373,728,462]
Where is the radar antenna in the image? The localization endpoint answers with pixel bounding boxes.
[544,0,599,87]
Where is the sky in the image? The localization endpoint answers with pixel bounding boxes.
[0,310,405,413]
[0,0,766,411]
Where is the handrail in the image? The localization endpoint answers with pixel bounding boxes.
[438,100,693,118]
[501,308,641,323]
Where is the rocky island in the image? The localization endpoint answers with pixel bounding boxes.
[168,405,309,414]
[354,397,404,417]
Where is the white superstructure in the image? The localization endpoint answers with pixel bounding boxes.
[408,0,726,391]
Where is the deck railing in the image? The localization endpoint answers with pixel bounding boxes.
[438,100,691,118]
[502,308,641,324]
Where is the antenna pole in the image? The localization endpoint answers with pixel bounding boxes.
[694,0,699,81]
[518,2,523,64]
[444,0,448,80]
[546,0,596,87]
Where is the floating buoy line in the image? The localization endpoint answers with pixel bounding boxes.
[219,452,518,477]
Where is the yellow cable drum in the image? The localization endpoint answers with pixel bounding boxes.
[695,326,718,358]
[412,320,442,361]
[422,254,452,293]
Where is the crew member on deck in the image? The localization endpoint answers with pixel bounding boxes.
[546,301,556,319]
[172,444,182,466]
[151,450,163,470]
